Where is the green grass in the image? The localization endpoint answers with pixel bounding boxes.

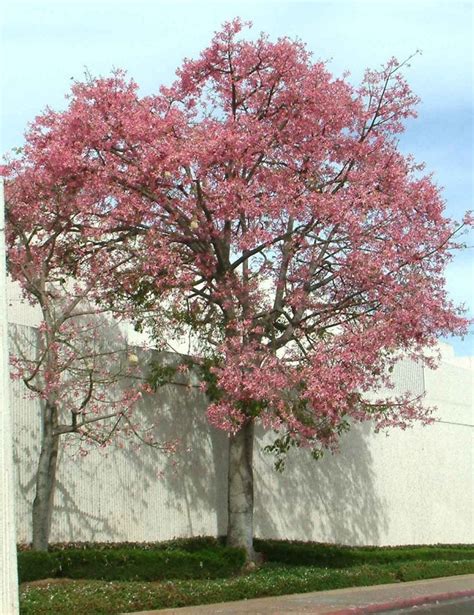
[19,539,474,615]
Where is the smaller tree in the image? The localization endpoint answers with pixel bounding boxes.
[4,167,159,551]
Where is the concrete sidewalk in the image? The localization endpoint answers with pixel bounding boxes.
[126,574,474,614]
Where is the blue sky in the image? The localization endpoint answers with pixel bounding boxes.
[2,1,473,353]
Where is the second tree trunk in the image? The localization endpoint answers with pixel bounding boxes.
[32,403,59,551]
[226,418,256,561]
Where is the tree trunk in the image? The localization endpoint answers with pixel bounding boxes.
[226,418,257,562]
[32,403,59,551]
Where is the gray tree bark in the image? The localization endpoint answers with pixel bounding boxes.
[32,402,59,551]
[226,419,257,562]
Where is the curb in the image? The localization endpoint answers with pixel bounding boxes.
[331,589,474,614]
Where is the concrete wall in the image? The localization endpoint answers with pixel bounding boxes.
[11,342,229,544]
[254,351,473,546]
[7,279,474,546]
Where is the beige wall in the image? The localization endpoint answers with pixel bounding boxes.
[254,357,473,545]
[8,274,474,546]
[11,341,229,544]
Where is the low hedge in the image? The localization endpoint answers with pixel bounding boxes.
[18,551,62,583]
[42,536,223,553]
[254,539,474,568]
[18,538,474,584]
[18,545,245,583]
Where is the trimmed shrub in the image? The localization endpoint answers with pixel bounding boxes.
[45,535,224,553]
[254,539,474,568]
[18,551,61,583]
[58,547,245,581]
[18,545,245,582]
[18,538,474,585]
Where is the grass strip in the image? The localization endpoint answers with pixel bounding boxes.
[20,559,474,615]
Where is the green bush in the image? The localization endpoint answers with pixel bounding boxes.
[46,535,223,553]
[18,538,474,586]
[254,539,474,568]
[18,545,245,583]
[18,552,61,583]
[395,559,474,582]
[58,547,245,581]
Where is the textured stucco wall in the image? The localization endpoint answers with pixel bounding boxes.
[254,354,474,546]
[11,336,229,544]
[8,275,473,546]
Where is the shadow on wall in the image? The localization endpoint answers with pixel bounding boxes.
[11,380,41,544]
[50,349,229,543]
[254,422,388,546]
[10,324,40,544]
[131,350,229,539]
[11,319,229,544]
[53,473,121,543]
[12,326,385,545]
[11,320,387,546]
[253,358,427,546]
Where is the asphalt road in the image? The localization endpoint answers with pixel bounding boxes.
[382,596,474,613]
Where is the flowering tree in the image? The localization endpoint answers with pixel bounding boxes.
[4,19,471,559]
[3,167,158,551]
